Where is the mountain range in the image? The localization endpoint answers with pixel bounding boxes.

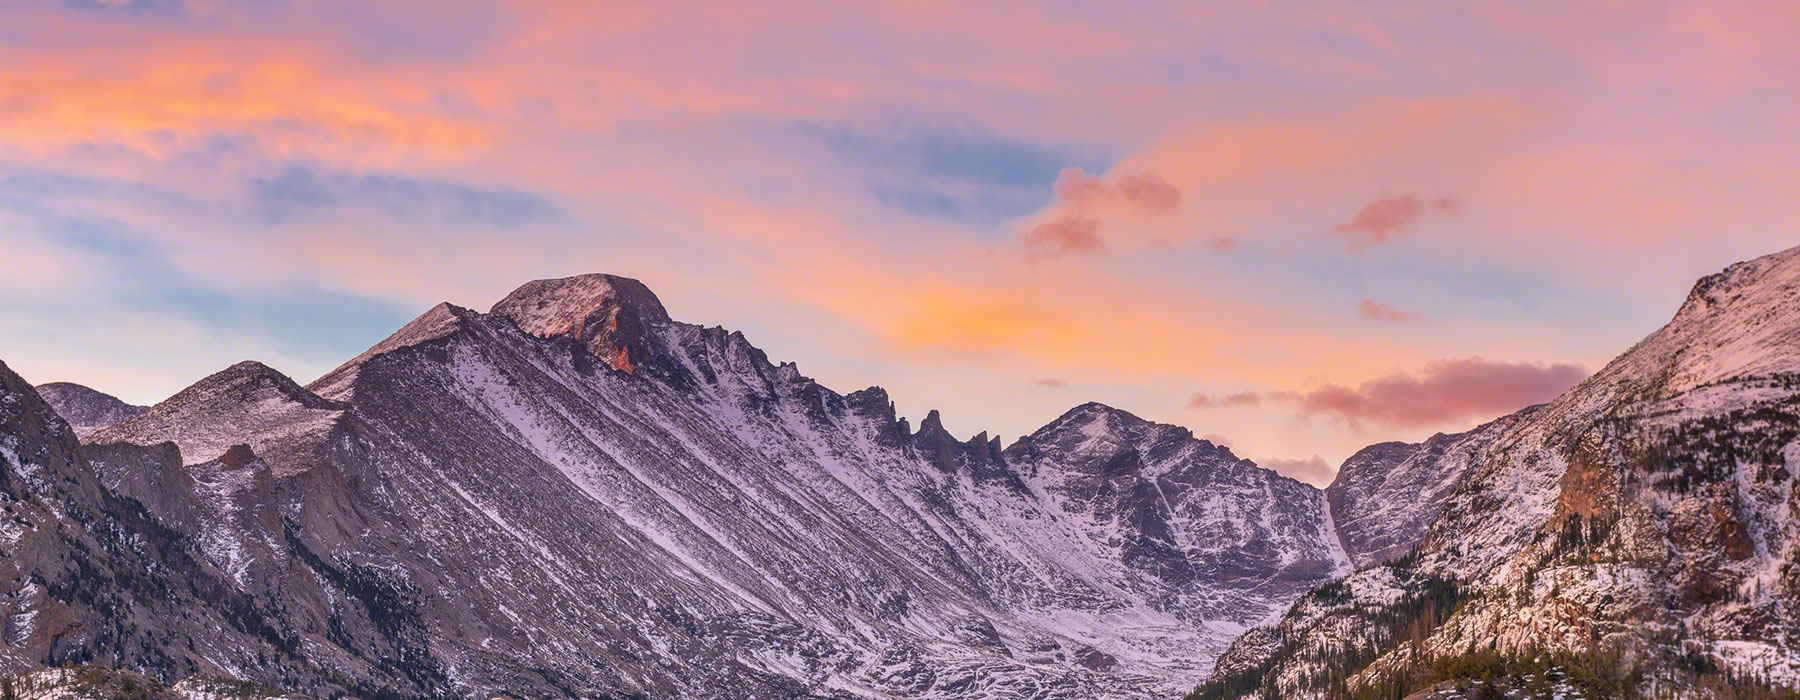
[3,247,1799,699]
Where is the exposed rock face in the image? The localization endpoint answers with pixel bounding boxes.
[0,274,1382,699]
[33,383,145,437]
[1200,245,1800,698]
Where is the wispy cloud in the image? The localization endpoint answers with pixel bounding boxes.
[1188,391,1261,409]
[1053,168,1182,215]
[249,166,560,227]
[1017,168,1183,258]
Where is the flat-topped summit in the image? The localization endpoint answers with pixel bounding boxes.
[490,273,673,374]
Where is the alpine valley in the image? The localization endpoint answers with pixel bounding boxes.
[5,246,1800,700]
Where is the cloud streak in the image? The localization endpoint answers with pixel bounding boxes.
[1277,358,1586,430]
[1258,455,1334,487]
[1188,391,1262,409]
[1358,299,1424,323]
[1329,195,1458,250]
[1053,168,1183,215]
[249,166,561,226]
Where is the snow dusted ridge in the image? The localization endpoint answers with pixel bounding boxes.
[0,272,1420,699]
[1204,244,1800,698]
[32,383,144,438]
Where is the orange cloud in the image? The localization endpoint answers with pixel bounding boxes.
[1018,168,1183,258]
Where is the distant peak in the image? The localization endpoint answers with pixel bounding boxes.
[35,381,140,408]
[33,381,147,435]
[190,361,341,411]
[1058,402,1151,430]
[490,274,673,374]
[212,361,306,389]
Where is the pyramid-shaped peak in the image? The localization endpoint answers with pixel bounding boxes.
[148,361,344,415]
[1045,402,1154,435]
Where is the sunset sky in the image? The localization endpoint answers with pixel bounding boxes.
[4,1,1797,485]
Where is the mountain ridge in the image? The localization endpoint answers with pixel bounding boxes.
[14,246,1800,699]
[11,271,1385,698]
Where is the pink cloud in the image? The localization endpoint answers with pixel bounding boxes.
[1276,357,1586,430]
[1024,168,1182,258]
[1258,455,1334,486]
[1113,172,1183,214]
[1053,168,1110,205]
[1052,168,1183,215]
[1022,214,1105,259]
[1357,299,1424,323]
[1329,195,1458,249]
[1188,391,1261,409]
[1033,377,1067,388]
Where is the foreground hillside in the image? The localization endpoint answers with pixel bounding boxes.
[1193,245,1800,699]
